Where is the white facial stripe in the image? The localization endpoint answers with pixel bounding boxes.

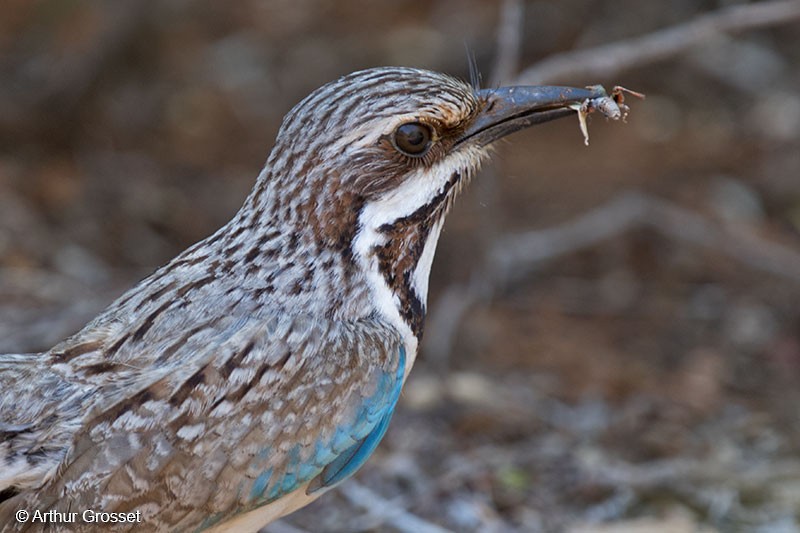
[352,146,488,376]
[353,221,418,380]
[366,148,485,223]
[411,218,444,307]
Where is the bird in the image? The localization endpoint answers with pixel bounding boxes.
[0,67,628,532]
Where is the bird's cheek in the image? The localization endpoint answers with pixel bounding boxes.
[353,159,416,199]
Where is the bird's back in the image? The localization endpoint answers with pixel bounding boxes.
[0,352,93,499]
[0,281,405,531]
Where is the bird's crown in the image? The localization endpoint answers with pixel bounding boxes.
[239,68,491,342]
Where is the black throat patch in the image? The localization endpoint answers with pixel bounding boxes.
[373,172,460,339]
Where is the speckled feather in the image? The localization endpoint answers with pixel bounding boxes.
[0,68,488,531]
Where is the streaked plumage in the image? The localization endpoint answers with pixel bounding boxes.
[0,67,622,531]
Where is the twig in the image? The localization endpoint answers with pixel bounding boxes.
[338,481,453,533]
[494,192,800,283]
[489,0,525,87]
[578,454,800,524]
[582,455,800,490]
[515,0,800,84]
[425,191,800,362]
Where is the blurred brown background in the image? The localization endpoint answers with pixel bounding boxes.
[2,1,800,531]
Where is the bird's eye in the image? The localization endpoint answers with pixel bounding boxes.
[392,122,433,157]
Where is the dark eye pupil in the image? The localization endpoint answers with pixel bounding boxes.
[403,127,424,146]
[394,122,432,156]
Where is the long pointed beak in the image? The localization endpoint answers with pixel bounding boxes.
[459,85,610,147]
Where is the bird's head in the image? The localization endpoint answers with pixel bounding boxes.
[244,67,610,341]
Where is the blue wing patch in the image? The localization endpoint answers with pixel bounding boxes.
[310,344,406,491]
[244,345,406,505]
[315,387,396,488]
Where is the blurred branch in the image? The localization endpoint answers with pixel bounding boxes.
[581,454,800,524]
[338,481,453,533]
[494,191,800,283]
[515,0,800,84]
[489,0,524,87]
[478,0,526,276]
[585,456,800,489]
[425,191,800,363]
[430,2,800,363]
